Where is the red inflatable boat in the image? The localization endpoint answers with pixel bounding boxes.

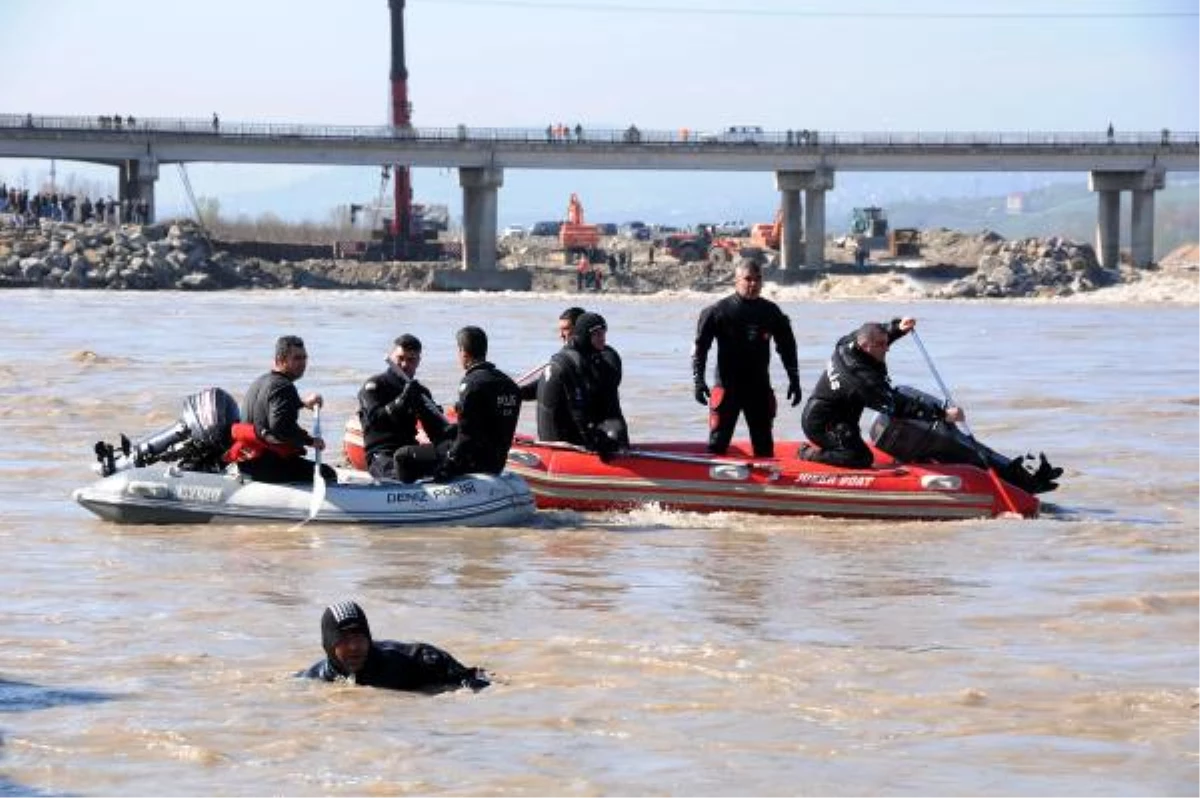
[343,417,1038,520]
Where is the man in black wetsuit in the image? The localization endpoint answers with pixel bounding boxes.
[692,261,800,457]
[357,334,451,480]
[239,335,336,484]
[536,311,629,457]
[800,317,964,468]
[298,600,489,694]
[393,326,522,483]
[518,306,585,402]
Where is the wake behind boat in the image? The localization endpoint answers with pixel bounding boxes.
[74,388,536,527]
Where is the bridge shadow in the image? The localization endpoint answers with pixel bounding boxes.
[0,677,116,796]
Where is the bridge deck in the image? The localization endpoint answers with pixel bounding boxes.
[1,114,1196,173]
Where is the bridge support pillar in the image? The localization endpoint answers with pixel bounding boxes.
[119,158,158,223]
[459,166,504,271]
[776,169,834,268]
[1130,189,1156,267]
[804,187,827,268]
[1089,169,1164,268]
[780,189,802,270]
[1093,189,1120,270]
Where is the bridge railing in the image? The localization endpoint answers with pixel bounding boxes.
[1,113,1196,148]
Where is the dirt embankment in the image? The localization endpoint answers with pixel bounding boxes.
[1,219,1196,299]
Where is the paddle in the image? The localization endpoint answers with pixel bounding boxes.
[516,436,782,476]
[304,405,326,522]
[514,361,549,389]
[909,329,1020,514]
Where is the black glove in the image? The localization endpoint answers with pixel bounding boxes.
[386,381,420,416]
[461,667,491,692]
[694,381,710,406]
[431,458,456,483]
[786,373,802,407]
[587,427,621,462]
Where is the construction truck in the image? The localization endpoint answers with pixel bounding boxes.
[333,167,451,261]
[664,225,767,268]
[559,193,602,264]
[888,228,921,258]
[849,206,889,256]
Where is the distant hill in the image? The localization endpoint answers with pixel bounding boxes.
[881,178,1199,259]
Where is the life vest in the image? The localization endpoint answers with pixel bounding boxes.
[223,422,304,463]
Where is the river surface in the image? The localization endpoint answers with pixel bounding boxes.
[0,287,1196,796]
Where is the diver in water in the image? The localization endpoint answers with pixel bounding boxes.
[298,601,490,694]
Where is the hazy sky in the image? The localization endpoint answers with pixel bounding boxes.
[1,0,1196,219]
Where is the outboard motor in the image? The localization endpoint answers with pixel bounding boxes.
[869,386,1062,494]
[93,387,241,476]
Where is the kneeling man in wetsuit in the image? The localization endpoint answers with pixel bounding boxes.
[801,317,962,468]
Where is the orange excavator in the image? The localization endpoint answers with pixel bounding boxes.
[559,193,601,263]
[750,208,782,251]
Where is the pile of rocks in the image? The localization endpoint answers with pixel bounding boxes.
[0,218,450,290]
[0,218,233,290]
[935,235,1119,298]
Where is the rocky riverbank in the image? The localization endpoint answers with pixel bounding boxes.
[1,218,1195,299]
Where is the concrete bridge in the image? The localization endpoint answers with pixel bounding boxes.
[1,113,1196,271]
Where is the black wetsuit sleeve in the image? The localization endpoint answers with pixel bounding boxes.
[357,376,395,430]
[539,355,588,443]
[518,376,540,403]
[297,659,337,681]
[444,381,482,467]
[771,306,800,377]
[265,379,310,447]
[886,318,910,346]
[692,305,718,383]
[366,641,491,693]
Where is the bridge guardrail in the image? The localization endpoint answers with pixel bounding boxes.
[1,113,1196,149]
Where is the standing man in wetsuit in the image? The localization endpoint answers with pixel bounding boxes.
[692,261,801,457]
[800,317,963,468]
[393,326,522,483]
[357,334,451,480]
[239,335,335,484]
[298,600,490,693]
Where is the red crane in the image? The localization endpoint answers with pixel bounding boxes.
[389,0,414,257]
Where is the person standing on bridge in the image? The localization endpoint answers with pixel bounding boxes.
[692,261,801,458]
[212,113,220,133]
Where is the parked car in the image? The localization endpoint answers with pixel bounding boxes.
[501,224,526,238]
[620,221,650,241]
[597,222,618,236]
[529,221,562,237]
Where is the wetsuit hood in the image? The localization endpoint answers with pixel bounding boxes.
[571,312,607,354]
[321,601,373,667]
